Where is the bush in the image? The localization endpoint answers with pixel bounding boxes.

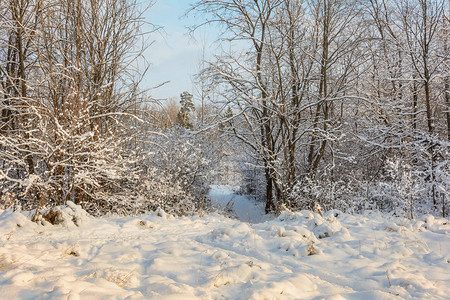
[137,128,214,216]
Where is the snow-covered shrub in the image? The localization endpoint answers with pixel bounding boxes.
[137,128,215,216]
[287,176,354,212]
[0,118,144,216]
[31,201,90,226]
[361,154,449,218]
[0,191,15,210]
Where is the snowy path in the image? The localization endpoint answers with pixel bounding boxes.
[208,185,271,223]
[0,202,449,299]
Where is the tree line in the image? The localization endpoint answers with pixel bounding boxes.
[0,0,448,218]
[192,0,449,217]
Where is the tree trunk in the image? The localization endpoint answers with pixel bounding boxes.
[264,161,274,214]
[14,2,35,175]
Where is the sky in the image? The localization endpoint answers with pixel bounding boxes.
[143,0,215,100]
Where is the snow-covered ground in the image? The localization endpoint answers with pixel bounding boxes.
[208,185,271,223]
[0,186,449,299]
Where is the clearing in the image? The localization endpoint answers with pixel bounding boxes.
[0,186,449,299]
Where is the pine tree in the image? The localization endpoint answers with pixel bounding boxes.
[177,91,195,128]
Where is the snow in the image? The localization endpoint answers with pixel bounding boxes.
[208,185,271,223]
[0,187,449,299]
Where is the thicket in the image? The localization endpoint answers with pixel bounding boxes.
[0,0,216,216]
[192,0,449,218]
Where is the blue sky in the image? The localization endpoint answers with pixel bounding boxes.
[144,0,215,100]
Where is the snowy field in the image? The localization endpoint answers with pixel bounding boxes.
[0,186,449,299]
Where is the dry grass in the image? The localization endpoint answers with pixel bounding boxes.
[42,208,65,225]
[0,255,16,272]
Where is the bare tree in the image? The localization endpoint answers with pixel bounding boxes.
[193,0,365,212]
[0,0,153,213]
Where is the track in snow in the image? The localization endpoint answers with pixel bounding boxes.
[208,185,271,223]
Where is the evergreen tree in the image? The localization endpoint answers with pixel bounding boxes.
[177,91,195,128]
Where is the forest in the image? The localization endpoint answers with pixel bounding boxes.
[0,0,449,219]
